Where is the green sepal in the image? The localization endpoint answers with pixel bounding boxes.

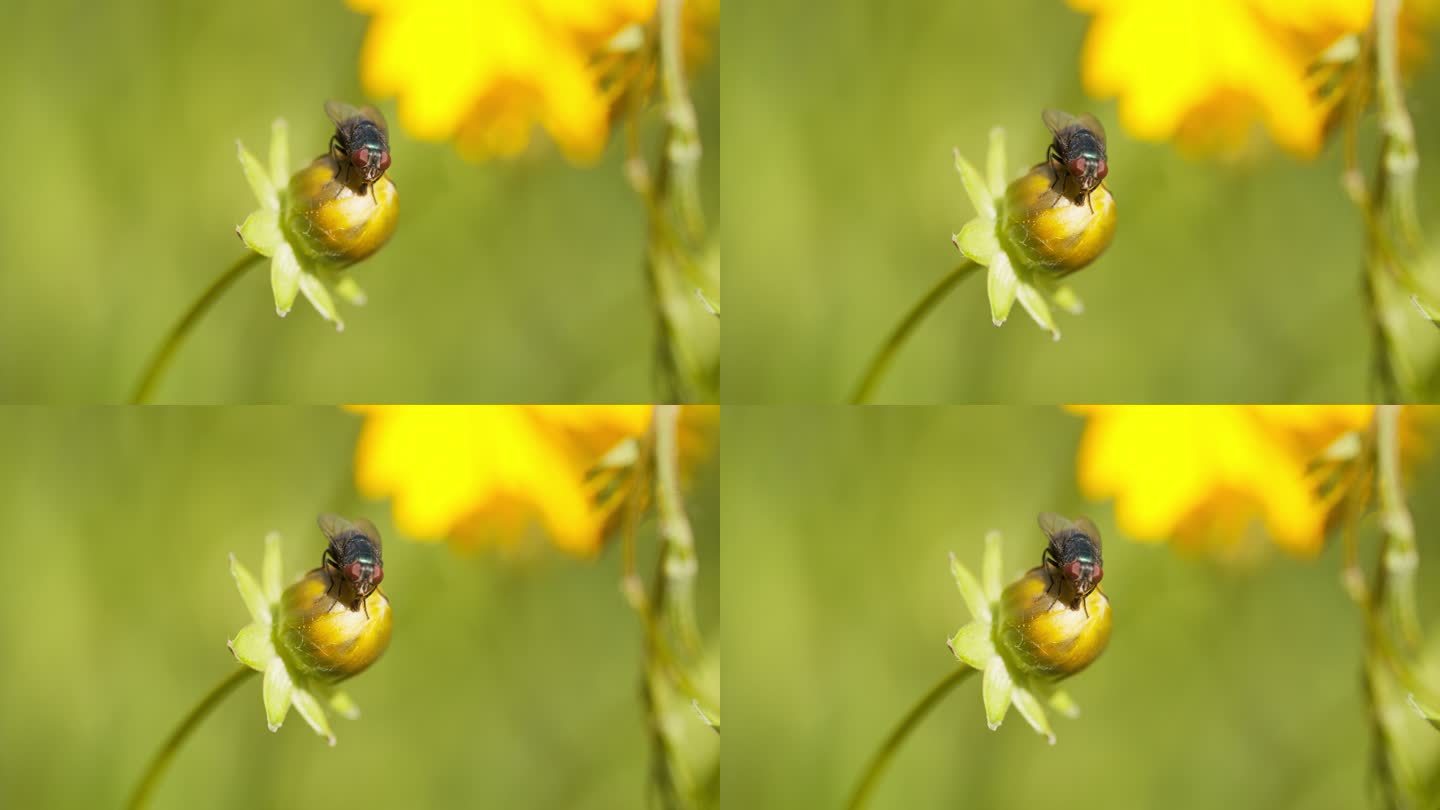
[948,621,996,669]
[238,141,278,211]
[333,275,368,306]
[268,119,290,191]
[228,622,277,672]
[238,209,282,258]
[270,244,301,317]
[326,689,362,720]
[300,272,345,332]
[1011,686,1056,744]
[982,531,1002,603]
[229,554,271,626]
[949,552,990,623]
[292,687,337,746]
[954,218,999,266]
[1046,688,1081,719]
[986,127,1007,199]
[987,252,1019,327]
[1016,280,1061,340]
[953,148,996,222]
[262,531,282,603]
[1408,694,1440,731]
[263,657,294,732]
[982,656,1013,730]
[1048,284,1085,315]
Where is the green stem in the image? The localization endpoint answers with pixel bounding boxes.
[1375,406,1420,648]
[1373,0,1422,252]
[845,667,977,810]
[129,253,262,403]
[652,404,702,657]
[849,261,981,403]
[126,667,256,810]
[657,0,704,241]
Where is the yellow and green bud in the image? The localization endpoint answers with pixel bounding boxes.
[1003,163,1116,276]
[236,118,398,330]
[277,568,393,685]
[996,565,1111,682]
[227,530,390,745]
[947,527,1110,744]
[952,125,1116,340]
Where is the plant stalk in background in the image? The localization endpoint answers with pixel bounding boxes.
[624,1,720,403]
[1340,0,1440,401]
[614,405,719,808]
[1340,406,1440,806]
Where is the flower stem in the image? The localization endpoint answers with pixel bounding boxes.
[1375,405,1420,648]
[128,253,262,403]
[126,666,256,810]
[653,404,702,657]
[849,260,981,403]
[845,666,976,810]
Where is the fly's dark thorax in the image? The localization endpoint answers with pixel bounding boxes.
[1062,534,1100,564]
[1069,129,1105,161]
[351,120,389,152]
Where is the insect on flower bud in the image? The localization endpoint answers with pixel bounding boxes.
[1002,163,1116,276]
[284,155,399,267]
[996,565,1111,683]
[276,567,392,685]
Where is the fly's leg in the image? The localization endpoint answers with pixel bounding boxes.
[1042,548,1060,598]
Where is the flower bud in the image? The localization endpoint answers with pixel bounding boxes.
[284,156,399,267]
[996,565,1111,683]
[276,568,392,685]
[1003,163,1116,275]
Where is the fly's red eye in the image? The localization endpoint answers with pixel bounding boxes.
[1095,160,1109,181]
[372,565,383,586]
[347,562,362,581]
[1092,565,1103,584]
[378,151,391,173]
[352,148,370,168]
[1068,157,1087,177]
[1065,560,1083,579]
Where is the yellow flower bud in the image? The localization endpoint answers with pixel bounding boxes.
[1003,163,1116,275]
[284,156,399,267]
[996,565,1111,683]
[276,568,392,685]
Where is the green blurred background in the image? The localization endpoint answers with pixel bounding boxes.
[724,1,1440,402]
[0,408,718,808]
[722,407,1440,808]
[0,1,718,403]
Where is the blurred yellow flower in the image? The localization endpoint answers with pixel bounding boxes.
[347,0,718,163]
[1069,406,1429,556]
[1067,0,1435,157]
[349,405,714,555]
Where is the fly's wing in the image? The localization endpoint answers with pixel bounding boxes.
[358,105,389,139]
[1074,113,1107,148]
[318,513,356,542]
[353,517,383,554]
[1041,109,1081,138]
[324,100,363,128]
[1073,517,1103,551]
[1037,512,1076,543]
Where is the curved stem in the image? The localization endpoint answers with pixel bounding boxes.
[849,261,981,404]
[129,253,262,403]
[845,667,976,810]
[127,666,256,809]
